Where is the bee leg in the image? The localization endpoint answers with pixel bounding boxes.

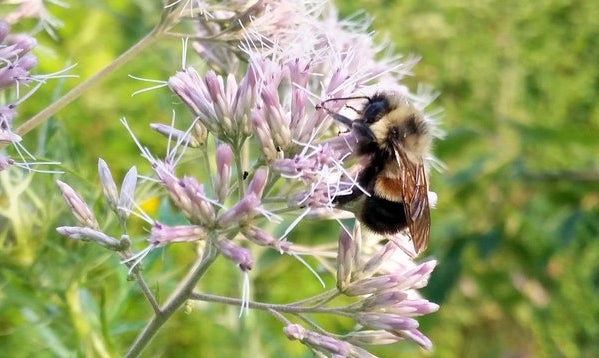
[332,187,365,206]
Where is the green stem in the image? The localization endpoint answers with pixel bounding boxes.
[189,291,345,315]
[233,138,247,197]
[13,26,161,139]
[132,271,161,314]
[124,240,220,358]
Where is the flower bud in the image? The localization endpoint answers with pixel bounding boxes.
[150,123,202,148]
[344,330,403,346]
[336,228,354,291]
[217,194,260,228]
[244,226,291,253]
[57,226,121,250]
[149,222,206,247]
[215,143,233,202]
[57,180,99,229]
[247,168,267,198]
[251,108,277,161]
[0,154,14,171]
[98,158,118,210]
[284,324,351,357]
[217,239,253,272]
[118,166,137,220]
[355,312,419,331]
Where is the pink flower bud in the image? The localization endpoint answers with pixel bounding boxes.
[251,108,277,161]
[217,194,260,228]
[98,158,118,210]
[358,242,398,280]
[247,168,267,198]
[217,239,253,272]
[180,176,216,225]
[400,329,433,351]
[336,228,354,291]
[355,312,419,331]
[344,330,404,346]
[57,226,121,250]
[0,154,14,171]
[149,222,206,247]
[283,324,351,356]
[118,166,137,219]
[215,144,233,201]
[244,226,291,253]
[57,180,99,230]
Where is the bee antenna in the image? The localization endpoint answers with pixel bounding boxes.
[316,96,370,127]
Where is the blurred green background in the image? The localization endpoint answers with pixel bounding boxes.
[1,0,598,357]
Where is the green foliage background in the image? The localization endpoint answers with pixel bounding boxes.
[1,0,598,357]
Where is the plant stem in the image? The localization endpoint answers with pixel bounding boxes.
[189,291,344,315]
[124,240,219,358]
[13,26,161,139]
[132,271,161,314]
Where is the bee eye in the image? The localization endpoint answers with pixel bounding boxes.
[363,99,388,123]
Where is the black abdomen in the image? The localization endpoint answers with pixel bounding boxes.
[359,195,408,234]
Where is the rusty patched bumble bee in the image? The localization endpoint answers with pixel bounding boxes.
[318,92,433,254]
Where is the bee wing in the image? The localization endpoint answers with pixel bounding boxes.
[394,147,431,254]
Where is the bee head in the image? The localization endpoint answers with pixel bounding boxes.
[364,93,431,160]
[363,94,392,124]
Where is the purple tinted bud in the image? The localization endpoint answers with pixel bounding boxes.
[16,53,38,71]
[244,226,291,253]
[215,143,233,201]
[345,273,405,296]
[286,58,311,133]
[149,222,206,247]
[152,160,194,217]
[192,120,208,146]
[8,34,38,54]
[57,226,121,250]
[387,298,440,317]
[0,126,21,143]
[0,155,14,170]
[358,242,398,280]
[344,330,404,346]
[168,68,220,135]
[0,62,27,88]
[283,324,306,340]
[260,84,290,150]
[180,176,216,225]
[231,63,258,136]
[251,107,277,161]
[393,260,437,291]
[360,291,408,311]
[217,194,260,228]
[204,71,234,134]
[150,123,202,148]
[336,228,354,291]
[0,154,14,171]
[57,180,99,230]
[118,166,137,219]
[284,324,351,356]
[355,312,419,331]
[400,329,433,351]
[0,105,17,126]
[247,168,267,198]
[217,239,253,272]
[98,158,118,210]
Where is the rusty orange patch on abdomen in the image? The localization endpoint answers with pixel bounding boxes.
[373,176,403,202]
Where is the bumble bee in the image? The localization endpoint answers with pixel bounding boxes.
[318,92,433,254]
